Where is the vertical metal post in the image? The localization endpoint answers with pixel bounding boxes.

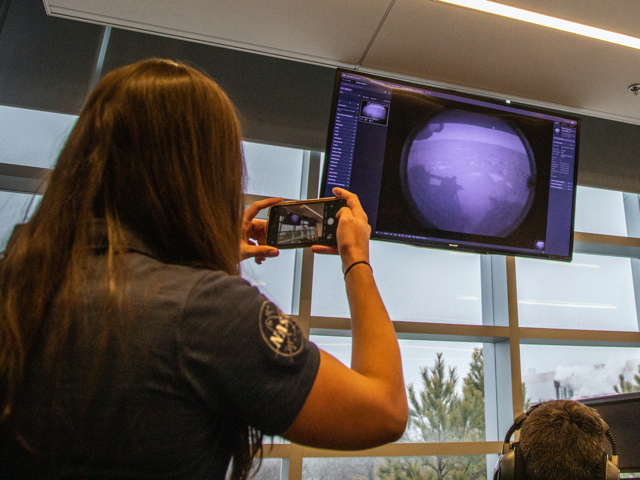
[291,152,310,317]
[88,25,111,94]
[286,151,322,475]
[629,258,640,332]
[480,255,498,442]
[506,256,523,420]
[292,151,321,337]
[279,458,289,480]
[481,254,514,477]
[305,151,321,200]
[623,193,640,237]
[623,193,640,331]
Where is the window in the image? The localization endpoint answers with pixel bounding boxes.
[313,335,486,443]
[302,455,489,480]
[0,105,76,169]
[520,345,640,403]
[311,242,482,324]
[241,249,297,314]
[574,186,628,237]
[243,141,305,200]
[516,253,638,331]
[0,191,41,250]
[226,458,281,480]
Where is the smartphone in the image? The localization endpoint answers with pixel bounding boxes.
[266,197,347,249]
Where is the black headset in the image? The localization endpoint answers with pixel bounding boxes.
[493,404,620,480]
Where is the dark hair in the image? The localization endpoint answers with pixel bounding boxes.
[0,58,261,479]
[519,400,606,480]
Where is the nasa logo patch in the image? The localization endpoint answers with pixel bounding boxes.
[259,301,304,357]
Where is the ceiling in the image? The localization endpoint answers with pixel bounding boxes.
[42,0,640,125]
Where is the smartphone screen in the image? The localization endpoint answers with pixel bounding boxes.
[266,198,346,248]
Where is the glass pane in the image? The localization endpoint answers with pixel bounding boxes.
[312,336,486,443]
[311,241,482,324]
[0,192,41,250]
[0,105,76,168]
[240,249,296,315]
[303,455,488,480]
[516,253,638,331]
[265,435,289,445]
[226,457,281,480]
[243,141,304,199]
[520,345,640,404]
[574,186,627,237]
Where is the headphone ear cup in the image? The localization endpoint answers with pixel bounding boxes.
[604,452,620,480]
[494,447,516,480]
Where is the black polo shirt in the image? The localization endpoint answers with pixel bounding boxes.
[0,223,320,479]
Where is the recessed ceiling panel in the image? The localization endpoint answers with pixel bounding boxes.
[43,0,394,67]
[361,0,640,123]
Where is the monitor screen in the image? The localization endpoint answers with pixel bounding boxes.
[321,70,581,261]
[581,392,640,472]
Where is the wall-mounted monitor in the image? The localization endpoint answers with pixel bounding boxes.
[320,70,581,261]
[581,392,640,472]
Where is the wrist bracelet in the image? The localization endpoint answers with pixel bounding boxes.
[343,260,372,279]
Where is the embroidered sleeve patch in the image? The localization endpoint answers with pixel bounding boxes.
[259,301,304,357]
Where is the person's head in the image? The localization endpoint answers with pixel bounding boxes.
[519,400,607,480]
[48,58,245,271]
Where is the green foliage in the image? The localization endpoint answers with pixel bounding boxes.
[406,352,459,444]
[461,349,485,441]
[613,365,640,394]
[377,350,486,480]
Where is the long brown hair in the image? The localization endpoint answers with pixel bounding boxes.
[0,59,261,478]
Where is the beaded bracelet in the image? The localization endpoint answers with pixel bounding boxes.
[343,260,372,279]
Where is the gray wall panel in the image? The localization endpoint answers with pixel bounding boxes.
[577,115,640,194]
[101,29,336,151]
[0,0,103,114]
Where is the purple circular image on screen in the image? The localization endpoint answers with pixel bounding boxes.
[402,110,535,237]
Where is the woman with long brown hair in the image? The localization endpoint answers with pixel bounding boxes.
[0,59,407,479]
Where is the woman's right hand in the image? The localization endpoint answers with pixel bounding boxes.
[311,188,371,270]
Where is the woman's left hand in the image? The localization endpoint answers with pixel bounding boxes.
[241,197,283,264]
